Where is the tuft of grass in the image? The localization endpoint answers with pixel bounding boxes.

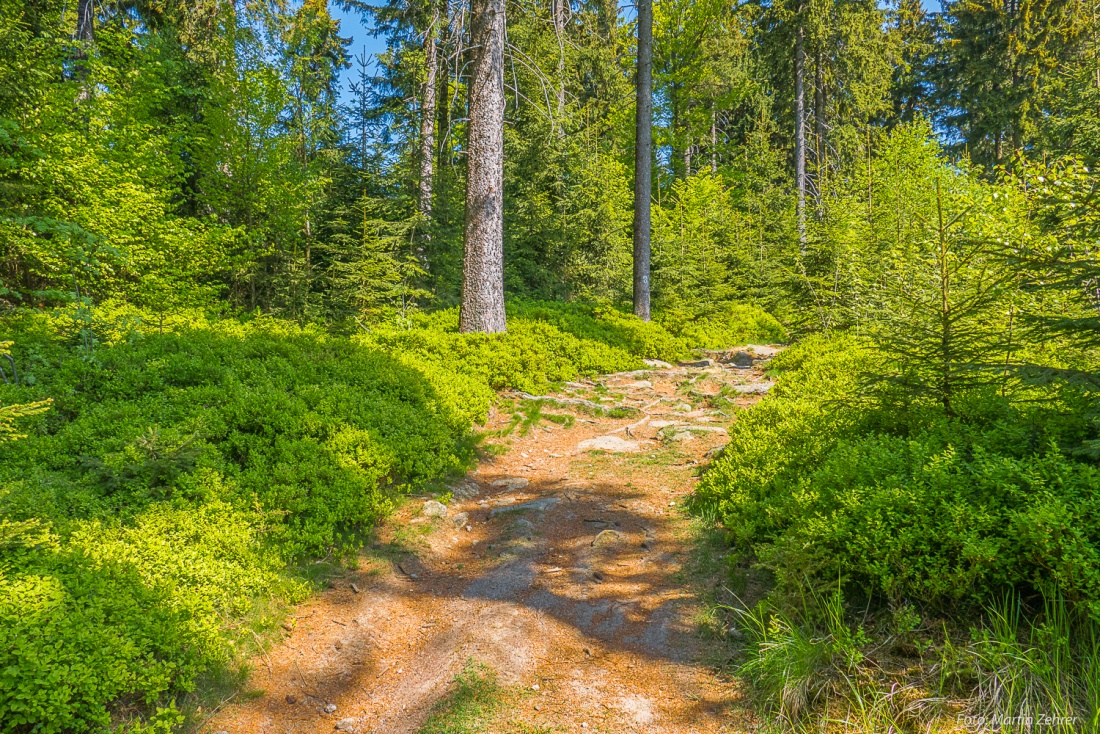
[418,661,505,734]
[727,587,1100,733]
[940,593,1099,734]
[734,588,869,725]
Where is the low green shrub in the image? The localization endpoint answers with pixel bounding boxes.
[0,297,785,732]
[657,303,788,350]
[696,335,1100,620]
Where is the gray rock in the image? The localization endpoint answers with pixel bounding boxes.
[324,703,338,713]
[672,403,693,412]
[679,358,716,368]
[592,529,624,547]
[335,718,356,731]
[488,497,561,518]
[745,344,783,358]
[705,444,727,460]
[730,350,755,367]
[670,431,695,442]
[512,518,536,537]
[451,480,480,500]
[733,381,775,394]
[491,477,529,491]
[422,500,448,518]
[451,511,470,528]
[643,359,673,369]
[577,435,641,453]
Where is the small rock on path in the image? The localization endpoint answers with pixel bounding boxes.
[576,435,642,453]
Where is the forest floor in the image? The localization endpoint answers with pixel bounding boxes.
[206,348,781,734]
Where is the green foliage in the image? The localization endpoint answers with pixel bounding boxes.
[732,588,1099,732]
[0,340,50,441]
[417,661,504,734]
[941,594,1099,733]
[361,301,784,403]
[0,297,785,731]
[0,498,293,734]
[697,336,1100,619]
[735,588,869,724]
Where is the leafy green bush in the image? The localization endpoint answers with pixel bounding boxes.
[0,297,786,732]
[657,303,788,350]
[0,497,295,733]
[697,335,1100,620]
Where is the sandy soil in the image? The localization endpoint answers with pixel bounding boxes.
[205,348,779,734]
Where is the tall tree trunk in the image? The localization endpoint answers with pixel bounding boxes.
[436,2,453,173]
[633,0,653,321]
[552,0,566,119]
[814,48,825,211]
[77,0,95,42]
[670,82,682,178]
[73,0,95,92]
[795,21,808,254]
[419,7,439,219]
[711,106,718,173]
[459,0,507,333]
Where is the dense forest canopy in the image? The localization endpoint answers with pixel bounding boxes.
[2,0,1097,327]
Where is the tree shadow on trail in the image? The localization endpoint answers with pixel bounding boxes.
[261,469,754,732]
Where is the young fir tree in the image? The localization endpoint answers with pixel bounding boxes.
[327,191,429,324]
[865,132,1025,416]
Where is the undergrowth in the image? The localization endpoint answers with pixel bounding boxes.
[692,334,1100,732]
[0,298,782,732]
[722,589,1098,733]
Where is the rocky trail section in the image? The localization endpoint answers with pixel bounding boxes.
[208,346,780,734]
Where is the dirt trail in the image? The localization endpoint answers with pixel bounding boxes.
[207,347,780,734]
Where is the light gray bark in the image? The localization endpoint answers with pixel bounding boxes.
[633,0,653,321]
[795,21,807,254]
[711,109,718,173]
[459,0,507,333]
[814,48,825,212]
[552,0,566,118]
[77,0,95,42]
[419,8,439,218]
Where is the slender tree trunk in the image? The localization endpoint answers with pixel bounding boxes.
[73,0,95,94]
[633,0,653,321]
[552,0,566,119]
[459,0,507,333]
[711,107,718,173]
[419,8,439,219]
[814,48,825,211]
[437,0,457,172]
[795,21,808,254]
[77,0,95,42]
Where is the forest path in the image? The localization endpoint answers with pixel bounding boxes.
[207,347,780,734]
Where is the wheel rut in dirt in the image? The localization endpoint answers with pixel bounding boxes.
[208,347,779,734]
